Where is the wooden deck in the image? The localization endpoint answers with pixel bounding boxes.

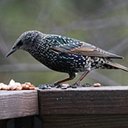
[1,86,128,128]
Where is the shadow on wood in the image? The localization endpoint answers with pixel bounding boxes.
[0,120,8,128]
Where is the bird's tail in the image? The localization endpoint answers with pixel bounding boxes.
[104,61,128,72]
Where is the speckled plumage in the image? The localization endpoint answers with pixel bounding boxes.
[6,30,128,85]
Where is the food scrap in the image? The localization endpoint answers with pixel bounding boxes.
[0,79,36,90]
[93,83,102,87]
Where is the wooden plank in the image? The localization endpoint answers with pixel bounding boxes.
[0,90,38,120]
[38,86,128,128]
[42,115,128,128]
[38,86,128,114]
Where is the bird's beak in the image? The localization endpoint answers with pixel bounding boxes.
[6,46,17,57]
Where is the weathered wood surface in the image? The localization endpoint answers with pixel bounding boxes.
[0,90,38,120]
[38,86,128,128]
[42,115,128,128]
[1,86,128,128]
[39,86,128,114]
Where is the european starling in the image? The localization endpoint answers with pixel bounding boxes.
[6,30,128,85]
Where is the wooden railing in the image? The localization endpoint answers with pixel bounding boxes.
[1,86,128,128]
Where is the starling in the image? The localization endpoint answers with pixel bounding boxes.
[6,30,128,85]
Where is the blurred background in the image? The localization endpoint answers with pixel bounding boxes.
[0,0,128,86]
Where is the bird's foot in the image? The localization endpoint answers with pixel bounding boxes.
[55,83,78,89]
[54,83,70,89]
[53,82,61,88]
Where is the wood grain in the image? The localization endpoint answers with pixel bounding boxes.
[38,86,128,115]
[38,86,128,128]
[42,115,128,128]
[0,90,38,120]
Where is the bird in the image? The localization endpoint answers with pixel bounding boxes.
[6,30,128,86]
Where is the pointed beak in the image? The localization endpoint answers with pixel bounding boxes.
[6,47,17,57]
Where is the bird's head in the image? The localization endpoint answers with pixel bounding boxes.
[6,30,42,57]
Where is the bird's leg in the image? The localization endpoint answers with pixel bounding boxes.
[73,70,90,86]
[54,73,76,88]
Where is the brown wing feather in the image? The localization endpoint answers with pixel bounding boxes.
[105,61,128,72]
[68,42,123,59]
[51,40,123,59]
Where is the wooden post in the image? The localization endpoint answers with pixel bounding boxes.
[38,86,128,128]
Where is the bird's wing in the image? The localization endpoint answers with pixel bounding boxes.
[51,37,123,59]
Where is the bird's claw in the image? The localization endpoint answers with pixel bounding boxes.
[54,83,71,89]
[53,82,62,88]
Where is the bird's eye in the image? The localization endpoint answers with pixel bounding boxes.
[17,40,23,47]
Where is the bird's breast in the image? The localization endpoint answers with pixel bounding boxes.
[36,50,92,72]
